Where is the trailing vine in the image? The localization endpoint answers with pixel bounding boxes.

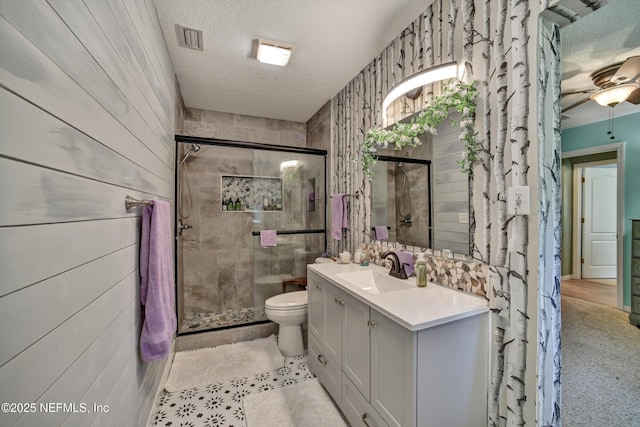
[362,80,481,178]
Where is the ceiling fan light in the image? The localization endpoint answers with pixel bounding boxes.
[590,83,639,107]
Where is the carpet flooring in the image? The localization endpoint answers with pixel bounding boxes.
[562,295,640,427]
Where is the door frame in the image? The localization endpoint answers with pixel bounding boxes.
[574,159,618,280]
[563,142,624,309]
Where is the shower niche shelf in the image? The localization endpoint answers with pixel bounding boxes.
[221,175,283,212]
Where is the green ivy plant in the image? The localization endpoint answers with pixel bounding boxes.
[361,80,481,179]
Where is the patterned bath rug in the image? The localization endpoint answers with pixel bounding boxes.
[243,378,348,427]
[164,334,285,392]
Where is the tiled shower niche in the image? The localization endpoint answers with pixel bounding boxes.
[221,175,283,211]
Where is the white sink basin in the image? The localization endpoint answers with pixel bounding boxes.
[336,270,414,294]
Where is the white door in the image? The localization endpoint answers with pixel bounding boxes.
[582,165,617,278]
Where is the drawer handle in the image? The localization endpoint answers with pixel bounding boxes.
[316,284,322,289]
[317,354,327,366]
[367,320,376,327]
[362,413,371,427]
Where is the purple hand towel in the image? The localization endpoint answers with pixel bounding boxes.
[331,194,348,240]
[374,226,389,241]
[260,230,277,247]
[394,250,415,277]
[140,201,176,362]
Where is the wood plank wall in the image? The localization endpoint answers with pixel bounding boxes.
[0,0,176,425]
[432,114,470,254]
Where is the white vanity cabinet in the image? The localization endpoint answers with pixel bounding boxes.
[370,310,416,427]
[307,264,489,427]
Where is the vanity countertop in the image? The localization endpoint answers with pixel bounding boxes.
[308,262,489,332]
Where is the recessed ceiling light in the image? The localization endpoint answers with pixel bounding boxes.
[257,39,293,67]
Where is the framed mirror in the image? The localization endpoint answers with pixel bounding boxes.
[369,114,471,255]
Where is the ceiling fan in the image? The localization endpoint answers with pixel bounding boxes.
[561,55,640,113]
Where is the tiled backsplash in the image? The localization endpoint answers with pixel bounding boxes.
[362,240,488,299]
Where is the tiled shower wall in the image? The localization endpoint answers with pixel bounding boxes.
[178,109,320,323]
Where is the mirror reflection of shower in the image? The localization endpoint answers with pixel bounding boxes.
[397,162,413,227]
[178,143,200,219]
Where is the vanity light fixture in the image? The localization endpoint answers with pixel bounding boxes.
[382,61,459,113]
[257,39,293,66]
[590,83,639,107]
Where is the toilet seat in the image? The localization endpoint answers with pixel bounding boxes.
[265,291,307,310]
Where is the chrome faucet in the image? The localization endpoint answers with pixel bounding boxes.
[381,251,409,279]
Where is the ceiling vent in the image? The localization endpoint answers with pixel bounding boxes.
[176,25,203,51]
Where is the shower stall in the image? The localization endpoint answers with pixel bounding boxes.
[175,136,326,334]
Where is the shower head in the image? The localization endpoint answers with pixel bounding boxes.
[180,144,201,164]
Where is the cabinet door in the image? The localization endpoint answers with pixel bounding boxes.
[343,375,389,427]
[343,292,371,399]
[370,310,416,427]
[324,283,343,362]
[307,271,324,340]
[308,333,342,404]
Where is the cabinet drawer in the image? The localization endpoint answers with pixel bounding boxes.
[633,258,640,277]
[633,239,640,258]
[632,295,640,314]
[308,334,342,404]
[632,277,640,296]
[342,375,389,427]
[633,221,640,239]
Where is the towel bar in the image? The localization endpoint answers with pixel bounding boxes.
[125,195,151,210]
[330,190,360,199]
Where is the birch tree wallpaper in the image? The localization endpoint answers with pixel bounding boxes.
[327,0,609,425]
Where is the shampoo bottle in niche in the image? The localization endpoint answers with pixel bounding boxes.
[234,198,241,211]
[416,253,427,287]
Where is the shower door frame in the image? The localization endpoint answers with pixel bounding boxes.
[174,135,327,336]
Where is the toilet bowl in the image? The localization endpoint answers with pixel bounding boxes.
[264,291,308,356]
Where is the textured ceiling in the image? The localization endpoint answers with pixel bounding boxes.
[153,0,430,123]
[153,0,640,127]
[561,0,640,128]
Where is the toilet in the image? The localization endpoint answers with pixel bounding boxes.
[265,258,334,356]
[265,291,308,356]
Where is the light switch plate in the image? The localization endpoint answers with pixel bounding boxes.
[458,212,469,224]
[507,186,530,215]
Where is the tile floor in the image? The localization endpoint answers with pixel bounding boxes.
[150,354,314,427]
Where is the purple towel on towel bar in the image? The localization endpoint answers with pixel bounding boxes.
[331,194,348,240]
[260,230,277,247]
[394,250,415,277]
[140,200,176,362]
[374,226,388,241]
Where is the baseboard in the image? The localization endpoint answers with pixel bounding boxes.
[145,339,176,427]
[561,275,573,281]
[624,305,631,313]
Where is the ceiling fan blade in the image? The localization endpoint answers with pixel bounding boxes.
[611,56,640,84]
[561,96,591,113]
[561,89,596,97]
[626,87,640,104]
